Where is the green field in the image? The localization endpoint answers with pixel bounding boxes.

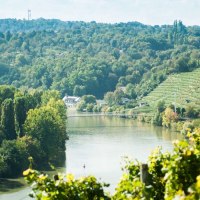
[142,68,200,109]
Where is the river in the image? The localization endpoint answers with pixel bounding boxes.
[0,114,182,199]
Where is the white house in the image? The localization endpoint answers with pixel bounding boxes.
[62,95,80,107]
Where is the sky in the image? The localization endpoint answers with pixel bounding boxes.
[0,0,199,25]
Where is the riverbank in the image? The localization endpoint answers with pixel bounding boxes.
[0,167,66,200]
[1,111,182,199]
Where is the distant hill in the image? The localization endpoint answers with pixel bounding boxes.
[142,68,200,108]
[0,18,71,32]
[0,18,145,33]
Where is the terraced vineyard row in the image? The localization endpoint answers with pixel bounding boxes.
[142,68,200,108]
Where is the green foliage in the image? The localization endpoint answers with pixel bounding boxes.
[0,135,45,177]
[114,129,200,199]
[93,105,102,112]
[142,68,200,110]
[0,139,29,177]
[0,85,15,104]
[152,101,166,126]
[152,112,163,126]
[185,105,199,118]
[23,129,200,199]
[163,133,200,199]
[193,119,200,128]
[77,95,97,112]
[104,92,115,106]
[0,86,67,177]
[77,101,87,112]
[162,107,178,128]
[157,101,166,113]
[46,98,67,121]
[86,103,94,112]
[73,85,86,96]
[0,19,200,99]
[23,169,110,200]
[112,159,146,200]
[125,84,137,99]
[82,95,97,104]
[104,89,125,106]
[0,98,17,140]
[41,90,61,105]
[0,127,5,144]
[14,96,27,137]
[24,105,67,162]
[181,121,195,134]
[0,63,9,76]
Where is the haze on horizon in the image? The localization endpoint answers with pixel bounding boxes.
[0,0,199,26]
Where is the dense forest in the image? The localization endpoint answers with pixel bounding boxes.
[0,85,67,177]
[0,19,200,99]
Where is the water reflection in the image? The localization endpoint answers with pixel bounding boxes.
[0,179,25,193]
[66,116,181,192]
[0,115,182,198]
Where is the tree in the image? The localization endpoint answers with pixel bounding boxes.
[46,98,67,122]
[41,90,61,105]
[185,105,199,118]
[15,54,28,66]
[0,63,9,76]
[77,95,97,112]
[157,100,166,113]
[125,83,137,99]
[0,136,42,177]
[77,100,87,112]
[73,85,86,96]
[0,85,15,105]
[162,107,178,128]
[5,31,11,41]
[0,139,28,177]
[0,127,5,144]
[82,95,96,104]
[24,105,67,162]
[86,103,94,112]
[0,98,16,140]
[14,96,27,137]
[104,92,115,106]
[114,88,125,105]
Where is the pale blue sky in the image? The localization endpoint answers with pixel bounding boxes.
[0,0,199,25]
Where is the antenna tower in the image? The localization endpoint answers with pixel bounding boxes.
[28,10,31,20]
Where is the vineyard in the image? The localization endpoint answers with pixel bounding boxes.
[142,68,200,109]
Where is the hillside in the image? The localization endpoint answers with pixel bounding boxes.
[142,67,200,108]
[0,19,200,99]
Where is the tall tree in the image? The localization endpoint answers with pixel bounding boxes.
[0,85,15,105]
[14,96,27,137]
[1,99,16,140]
[24,106,67,162]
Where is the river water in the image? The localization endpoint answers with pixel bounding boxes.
[0,115,182,199]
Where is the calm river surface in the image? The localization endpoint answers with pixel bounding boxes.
[0,114,182,199]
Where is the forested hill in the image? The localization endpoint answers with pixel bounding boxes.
[0,18,82,32]
[0,19,200,98]
[0,18,145,32]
